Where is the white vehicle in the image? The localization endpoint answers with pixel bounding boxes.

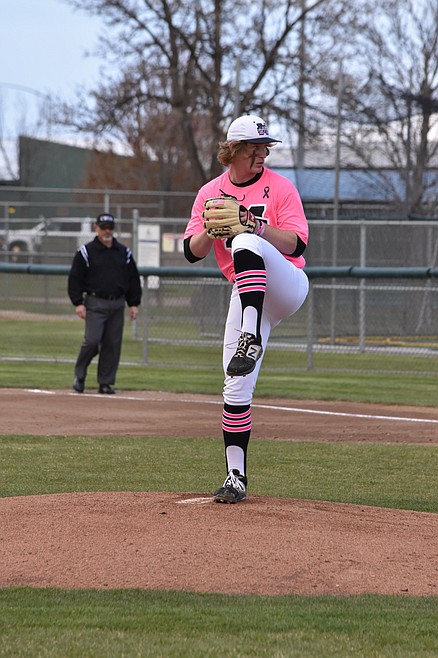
[0,220,48,262]
[0,218,96,262]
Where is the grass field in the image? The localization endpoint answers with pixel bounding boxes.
[1,314,438,381]
[2,356,438,407]
[1,590,437,658]
[0,362,437,657]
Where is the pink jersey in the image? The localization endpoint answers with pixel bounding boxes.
[185,168,308,282]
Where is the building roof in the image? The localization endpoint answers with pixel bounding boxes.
[3,136,438,206]
[274,167,438,203]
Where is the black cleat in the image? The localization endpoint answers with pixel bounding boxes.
[213,469,247,503]
[72,377,85,393]
[98,384,116,394]
[226,332,263,377]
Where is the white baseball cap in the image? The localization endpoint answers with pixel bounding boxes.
[226,114,282,144]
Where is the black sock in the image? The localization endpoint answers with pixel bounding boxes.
[233,250,266,340]
[222,402,251,482]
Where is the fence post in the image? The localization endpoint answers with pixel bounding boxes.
[359,221,367,351]
[142,280,149,365]
[330,221,339,343]
[104,193,110,213]
[306,282,314,370]
[43,219,50,314]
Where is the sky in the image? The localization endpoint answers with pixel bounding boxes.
[0,0,292,179]
[0,0,106,176]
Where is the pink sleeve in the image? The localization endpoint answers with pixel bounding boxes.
[184,192,206,239]
[281,188,308,244]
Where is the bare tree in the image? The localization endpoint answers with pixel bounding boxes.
[319,0,438,216]
[58,0,335,194]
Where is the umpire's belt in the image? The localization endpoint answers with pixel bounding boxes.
[88,292,124,301]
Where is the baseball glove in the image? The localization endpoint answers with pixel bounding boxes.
[203,195,259,239]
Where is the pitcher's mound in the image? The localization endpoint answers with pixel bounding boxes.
[1,492,436,595]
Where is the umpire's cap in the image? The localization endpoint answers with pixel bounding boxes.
[96,213,115,227]
[227,115,282,144]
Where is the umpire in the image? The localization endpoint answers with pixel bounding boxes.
[68,212,142,394]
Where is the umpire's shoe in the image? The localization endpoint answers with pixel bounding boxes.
[227,332,263,377]
[72,376,85,393]
[98,384,116,395]
[213,469,247,503]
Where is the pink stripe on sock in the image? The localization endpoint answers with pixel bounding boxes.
[235,270,266,279]
[222,409,252,432]
[236,285,266,293]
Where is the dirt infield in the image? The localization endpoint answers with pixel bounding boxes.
[1,388,437,595]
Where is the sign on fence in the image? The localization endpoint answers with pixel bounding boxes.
[137,223,160,289]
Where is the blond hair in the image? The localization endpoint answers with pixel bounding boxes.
[217,140,249,167]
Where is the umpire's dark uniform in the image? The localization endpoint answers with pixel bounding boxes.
[68,219,142,393]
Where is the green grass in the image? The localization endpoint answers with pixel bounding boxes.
[1,436,437,512]
[1,359,437,657]
[1,314,438,378]
[1,589,437,658]
[1,358,438,406]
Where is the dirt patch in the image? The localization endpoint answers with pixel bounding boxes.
[1,388,437,595]
[2,388,438,443]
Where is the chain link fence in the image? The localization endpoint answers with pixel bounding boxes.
[1,266,438,376]
[1,188,438,375]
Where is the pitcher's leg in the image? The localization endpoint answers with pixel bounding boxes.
[226,248,266,377]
